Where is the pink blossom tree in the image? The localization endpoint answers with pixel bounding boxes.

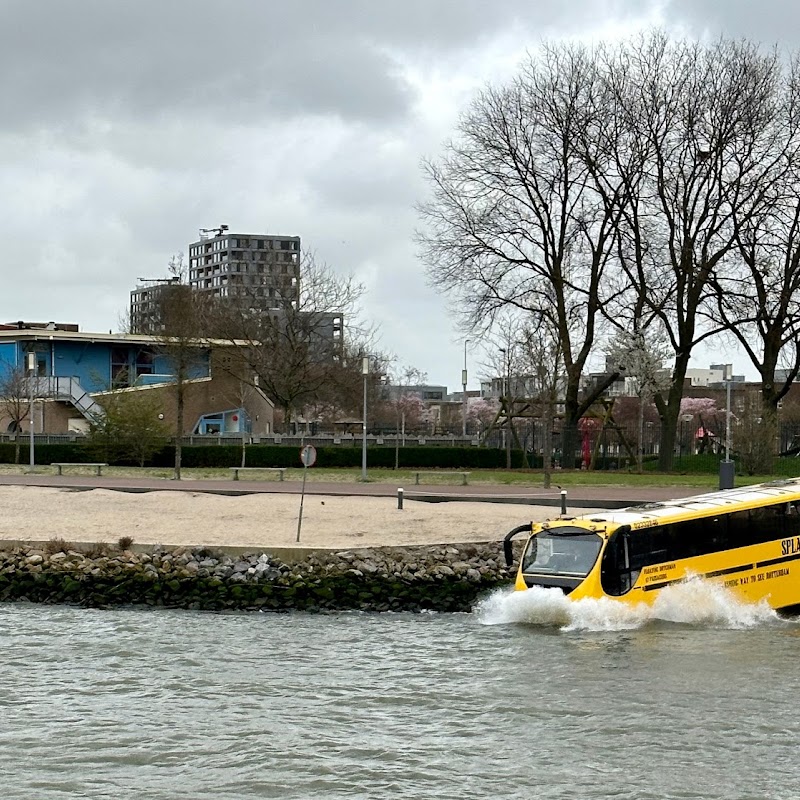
[679,398,722,454]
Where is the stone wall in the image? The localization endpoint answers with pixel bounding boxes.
[0,542,519,613]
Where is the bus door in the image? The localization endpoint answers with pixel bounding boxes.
[600,526,636,596]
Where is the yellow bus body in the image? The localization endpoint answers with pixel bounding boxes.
[514,479,800,613]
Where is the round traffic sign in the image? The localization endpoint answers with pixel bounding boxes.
[300,445,317,467]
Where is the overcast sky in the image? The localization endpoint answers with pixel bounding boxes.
[2,0,797,390]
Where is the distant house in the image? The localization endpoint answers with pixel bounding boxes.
[0,325,273,436]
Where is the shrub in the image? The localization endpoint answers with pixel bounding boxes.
[44,537,72,555]
[88,393,169,467]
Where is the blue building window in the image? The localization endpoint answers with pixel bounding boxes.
[194,409,250,435]
[111,347,130,388]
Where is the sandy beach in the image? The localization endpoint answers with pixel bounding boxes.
[0,485,573,551]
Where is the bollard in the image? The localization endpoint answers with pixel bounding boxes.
[397,487,404,510]
[560,490,567,516]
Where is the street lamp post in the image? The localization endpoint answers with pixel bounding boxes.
[679,413,693,468]
[361,356,369,481]
[725,379,732,461]
[462,340,469,438]
[27,351,35,471]
[506,353,512,469]
[719,379,735,490]
[499,347,511,469]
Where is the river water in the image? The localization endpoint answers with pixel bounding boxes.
[1,580,799,800]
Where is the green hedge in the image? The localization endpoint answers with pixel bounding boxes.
[0,442,103,465]
[8,441,799,475]
[0,442,526,470]
[170,444,527,469]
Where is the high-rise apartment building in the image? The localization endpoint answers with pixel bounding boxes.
[187,230,301,307]
[129,230,303,333]
[128,229,342,358]
[129,277,183,333]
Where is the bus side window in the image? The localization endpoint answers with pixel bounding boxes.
[727,511,750,549]
[784,503,800,537]
[750,504,791,543]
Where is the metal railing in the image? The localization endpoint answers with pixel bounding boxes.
[29,376,104,420]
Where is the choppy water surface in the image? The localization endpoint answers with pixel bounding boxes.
[2,582,800,800]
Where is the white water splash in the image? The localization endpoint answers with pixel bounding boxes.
[475,576,784,632]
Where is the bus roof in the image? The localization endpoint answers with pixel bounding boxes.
[568,478,800,529]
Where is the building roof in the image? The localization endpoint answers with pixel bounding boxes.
[190,232,300,244]
[0,329,247,347]
[0,321,79,331]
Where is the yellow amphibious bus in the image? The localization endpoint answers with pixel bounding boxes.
[503,479,800,613]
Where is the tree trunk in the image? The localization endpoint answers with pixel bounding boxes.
[560,369,621,470]
[174,376,184,480]
[657,352,691,472]
[759,387,779,474]
[561,389,581,470]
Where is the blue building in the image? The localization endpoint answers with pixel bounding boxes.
[0,324,273,435]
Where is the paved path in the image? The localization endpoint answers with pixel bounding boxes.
[0,472,704,509]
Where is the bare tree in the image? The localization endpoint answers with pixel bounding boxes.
[148,254,211,479]
[419,42,628,464]
[706,57,800,470]
[478,318,530,469]
[212,255,369,432]
[422,31,800,472]
[0,365,31,464]
[608,33,798,469]
[518,312,564,487]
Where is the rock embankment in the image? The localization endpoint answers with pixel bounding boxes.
[0,542,518,612]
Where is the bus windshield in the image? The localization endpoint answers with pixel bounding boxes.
[521,528,603,577]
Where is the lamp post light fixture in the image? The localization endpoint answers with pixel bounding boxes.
[361,355,370,482]
[462,339,469,438]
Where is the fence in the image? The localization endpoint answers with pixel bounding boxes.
[6,419,800,460]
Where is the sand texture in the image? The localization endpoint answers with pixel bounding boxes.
[0,486,570,551]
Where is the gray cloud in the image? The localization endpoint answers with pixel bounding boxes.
[1,1,413,128]
[660,0,800,45]
[0,0,622,131]
[1,0,787,390]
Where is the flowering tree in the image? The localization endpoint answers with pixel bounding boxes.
[395,393,429,433]
[679,397,722,454]
[466,398,498,436]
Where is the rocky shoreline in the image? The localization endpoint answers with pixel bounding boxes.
[0,541,519,613]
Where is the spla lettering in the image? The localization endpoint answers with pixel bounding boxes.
[781,537,800,556]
